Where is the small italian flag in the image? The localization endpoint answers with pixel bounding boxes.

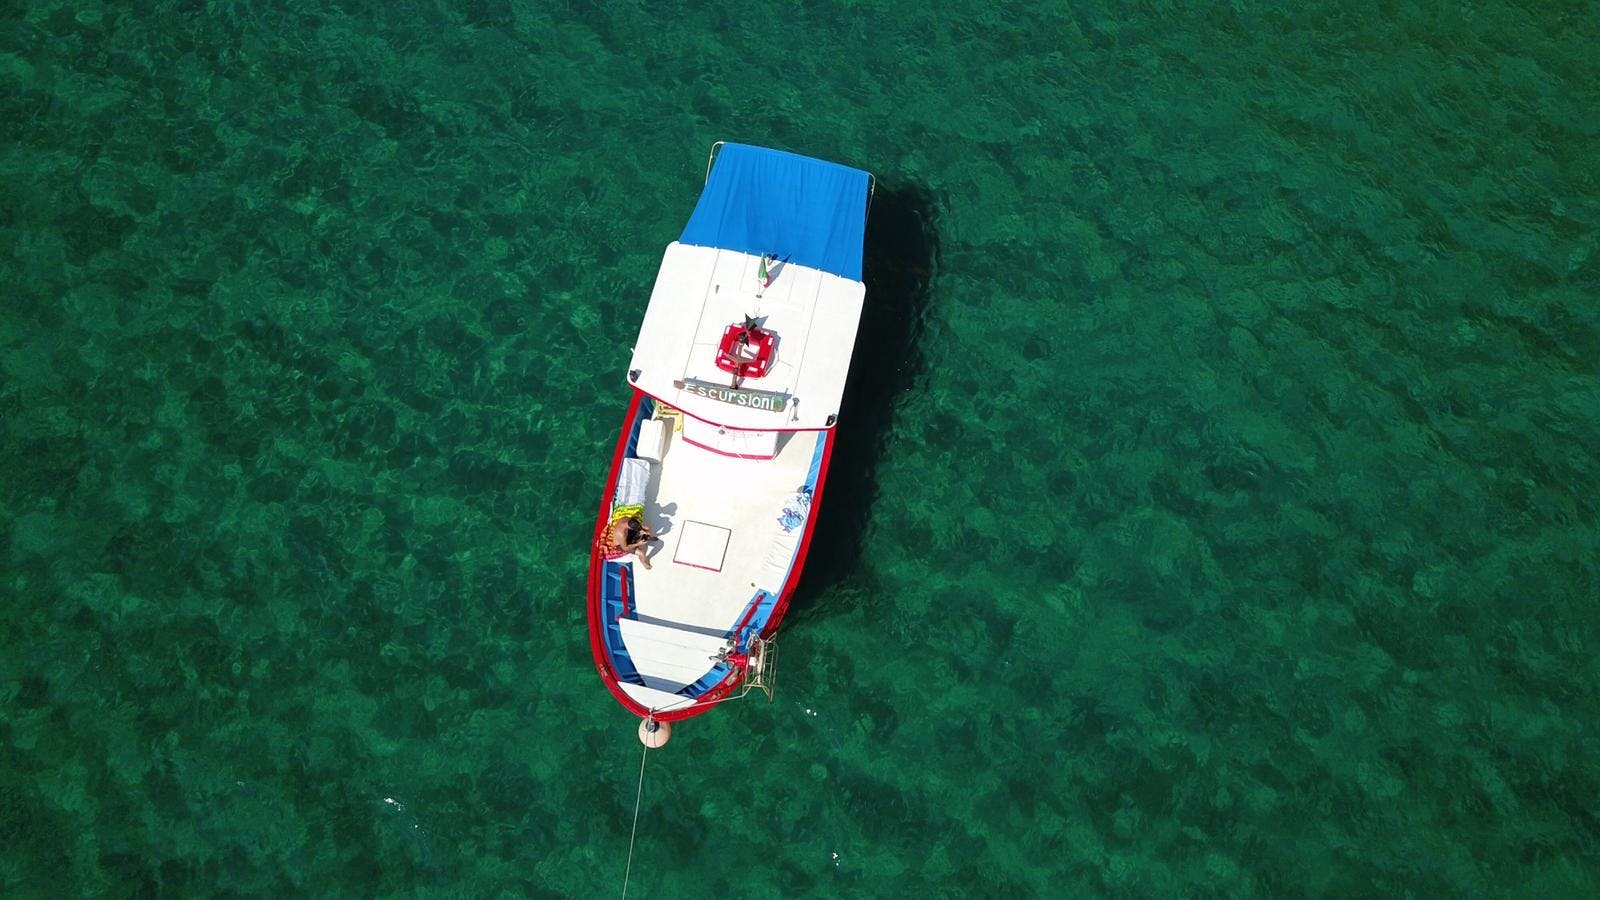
[757,253,774,288]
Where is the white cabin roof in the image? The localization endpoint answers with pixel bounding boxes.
[627,242,864,430]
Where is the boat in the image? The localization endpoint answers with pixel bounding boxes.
[586,142,873,732]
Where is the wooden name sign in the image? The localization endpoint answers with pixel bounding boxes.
[673,378,789,413]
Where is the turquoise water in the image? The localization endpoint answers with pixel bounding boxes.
[4,0,1599,894]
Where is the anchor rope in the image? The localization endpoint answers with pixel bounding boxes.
[621,736,650,900]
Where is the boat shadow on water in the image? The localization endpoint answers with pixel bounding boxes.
[791,180,941,617]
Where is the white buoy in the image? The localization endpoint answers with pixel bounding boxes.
[638,717,671,748]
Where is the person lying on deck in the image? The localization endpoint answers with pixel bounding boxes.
[600,510,658,569]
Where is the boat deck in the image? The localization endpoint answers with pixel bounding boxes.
[629,242,865,431]
[612,417,822,707]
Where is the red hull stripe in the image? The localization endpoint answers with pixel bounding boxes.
[587,395,837,723]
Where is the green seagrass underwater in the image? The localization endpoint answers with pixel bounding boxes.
[2,0,1597,895]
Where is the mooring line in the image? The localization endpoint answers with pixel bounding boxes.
[621,739,649,900]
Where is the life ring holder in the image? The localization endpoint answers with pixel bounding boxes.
[714,322,777,379]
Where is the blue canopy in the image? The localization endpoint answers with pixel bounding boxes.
[679,143,871,282]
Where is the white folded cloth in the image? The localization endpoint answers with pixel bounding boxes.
[614,457,650,507]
